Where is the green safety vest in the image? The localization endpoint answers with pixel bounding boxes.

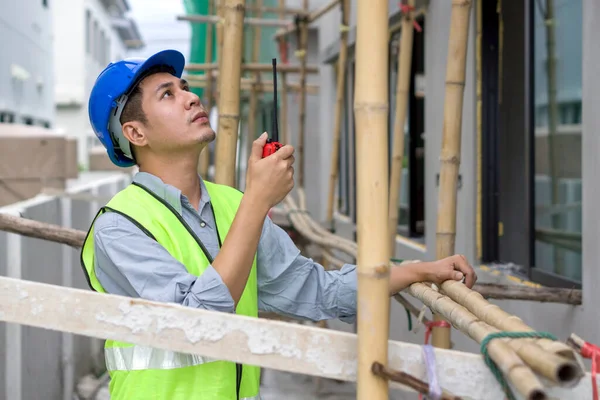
[80,181,261,400]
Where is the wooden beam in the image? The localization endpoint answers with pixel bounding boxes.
[185,62,319,74]
[187,79,319,95]
[0,275,594,399]
[177,14,292,27]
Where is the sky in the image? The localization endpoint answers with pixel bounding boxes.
[125,0,192,60]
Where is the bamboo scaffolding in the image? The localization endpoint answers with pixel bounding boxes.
[185,62,319,74]
[198,0,215,178]
[431,0,472,350]
[406,281,549,400]
[273,0,341,39]
[325,0,350,235]
[177,14,291,27]
[353,0,390,397]
[277,0,289,145]
[296,1,309,189]
[230,4,307,15]
[187,78,319,94]
[246,0,263,167]
[216,0,225,112]
[214,0,246,187]
[439,279,582,366]
[388,0,416,256]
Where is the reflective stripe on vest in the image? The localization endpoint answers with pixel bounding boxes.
[105,346,219,371]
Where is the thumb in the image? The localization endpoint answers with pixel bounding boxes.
[250,132,268,160]
[452,271,464,281]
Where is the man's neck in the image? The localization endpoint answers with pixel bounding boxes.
[139,156,202,210]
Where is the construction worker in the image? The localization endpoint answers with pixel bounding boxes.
[81,49,477,400]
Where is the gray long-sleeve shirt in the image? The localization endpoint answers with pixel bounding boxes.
[92,172,358,323]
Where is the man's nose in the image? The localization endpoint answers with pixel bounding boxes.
[185,91,202,109]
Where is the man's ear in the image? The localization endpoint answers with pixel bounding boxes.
[122,121,148,147]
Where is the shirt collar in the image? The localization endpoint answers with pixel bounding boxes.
[132,172,211,215]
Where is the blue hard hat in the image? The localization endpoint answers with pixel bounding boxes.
[88,49,185,167]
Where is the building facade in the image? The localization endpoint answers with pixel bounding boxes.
[0,0,54,127]
[53,0,143,168]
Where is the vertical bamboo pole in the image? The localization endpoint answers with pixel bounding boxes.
[431,0,472,348]
[475,0,483,262]
[278,0,289,145]
[354,0,390,397]
[216,0,225,105]
[296,1,309,188]
[214,0,246,187]
[387,0,416,255]
[326,0,351,231]
[543,0,561,273]
[198,0,215,178]
[246,0,262,164]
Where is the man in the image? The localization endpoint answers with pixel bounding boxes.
[81,49,477,400]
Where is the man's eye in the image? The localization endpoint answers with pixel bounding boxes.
[162,90,172,98]
[183,86,190,92]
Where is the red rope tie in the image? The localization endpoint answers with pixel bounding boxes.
[399,3,422,32]
[581,342,600,400]
[424,320,451,345]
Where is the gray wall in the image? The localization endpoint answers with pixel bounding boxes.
[0,0,54,126]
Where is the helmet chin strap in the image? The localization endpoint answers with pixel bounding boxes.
[108,93,134,161]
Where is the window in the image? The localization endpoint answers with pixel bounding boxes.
[532,0,582,284]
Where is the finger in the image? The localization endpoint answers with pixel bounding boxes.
[276,145,295,159]
[250,132,268,160]
[454,256,475,288]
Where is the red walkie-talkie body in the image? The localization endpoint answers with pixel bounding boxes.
[262,58,283,158]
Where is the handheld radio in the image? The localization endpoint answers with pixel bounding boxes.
[262,58,283,158]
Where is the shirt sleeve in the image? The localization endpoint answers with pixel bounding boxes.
[92,211,235,314]
[256,216,358,323]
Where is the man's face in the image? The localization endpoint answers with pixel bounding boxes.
[136,72,215,154]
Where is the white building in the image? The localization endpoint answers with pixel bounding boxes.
[53,0,144,168]
[0,0,54,127]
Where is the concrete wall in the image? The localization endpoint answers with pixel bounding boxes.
[0,0,54,126]
[0,172,132,400]
[313,0,600,366]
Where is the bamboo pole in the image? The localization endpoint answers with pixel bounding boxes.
[431,0,473,350]
[214,0,246,187]
[278,0,289,145]
[235,4,307,15]
[185,62,319,74]
[296,1,309,189]
[353,0,390,397]
[475,0,483,261]
[388,0,416,256]
[177,14,291,27]
[246,0,262,168]
[542,0,562,274]
[325,0,350,232]
[216,0,225,109]
[198,0,215,178]
[440,280,582,366]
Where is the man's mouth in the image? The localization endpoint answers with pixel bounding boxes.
[191,111,209,125]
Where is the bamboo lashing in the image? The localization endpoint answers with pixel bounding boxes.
[353,0,390,396]
[388,0,417,255]
[431,0,473,350]
[198,0,215,178]
[272,0,341,39]
[325,0,351,236]
[214,0,246,187]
